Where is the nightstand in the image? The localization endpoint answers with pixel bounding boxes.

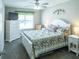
[68,35,79,56]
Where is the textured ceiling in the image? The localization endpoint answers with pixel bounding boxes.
[4,0,70,9]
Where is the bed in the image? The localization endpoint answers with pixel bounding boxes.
[21,19,70,59]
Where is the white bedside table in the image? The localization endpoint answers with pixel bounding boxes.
[68,35,79,56]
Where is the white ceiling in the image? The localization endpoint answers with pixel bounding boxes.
[4,0,70,9]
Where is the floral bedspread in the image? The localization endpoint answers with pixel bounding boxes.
[23,30,66,57]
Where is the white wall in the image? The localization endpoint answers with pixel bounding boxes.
[34,10,42,24]
[0,0,5,53]
[42,0,79,26]
[5,7,41,25]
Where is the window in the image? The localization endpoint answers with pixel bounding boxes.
[18,13,34,29]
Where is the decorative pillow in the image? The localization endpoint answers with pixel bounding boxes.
[47,24,58,32]
[56,27,64,33]
[56,25,70,33]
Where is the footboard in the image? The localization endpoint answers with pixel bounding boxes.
[20,31,66,59]
[21,32,35,59]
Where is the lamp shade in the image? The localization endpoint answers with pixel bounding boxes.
[72,20,79,36]
[72,27,79,36]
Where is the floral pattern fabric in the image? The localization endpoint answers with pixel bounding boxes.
[23,30,66,58]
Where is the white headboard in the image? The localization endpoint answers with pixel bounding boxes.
[50,18,71,29]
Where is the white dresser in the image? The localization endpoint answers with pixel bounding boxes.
[6,20,20,42]
[68,35,79,56]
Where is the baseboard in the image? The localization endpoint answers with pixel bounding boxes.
[5,36,21,42]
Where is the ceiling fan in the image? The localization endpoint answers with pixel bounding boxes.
[34,0,48,9]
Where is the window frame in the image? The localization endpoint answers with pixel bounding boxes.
[18,12,34,30]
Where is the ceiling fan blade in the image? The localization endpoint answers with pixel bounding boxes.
[24,0,49,9]
[42,5,47,8]
[42,3,48,5]
[24,4,34,8]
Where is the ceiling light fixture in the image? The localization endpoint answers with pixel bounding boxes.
[34,0,41,10]
[34,0,48,10]
[34,5,41,10]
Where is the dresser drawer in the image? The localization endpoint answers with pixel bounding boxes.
[68,37,79,44]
